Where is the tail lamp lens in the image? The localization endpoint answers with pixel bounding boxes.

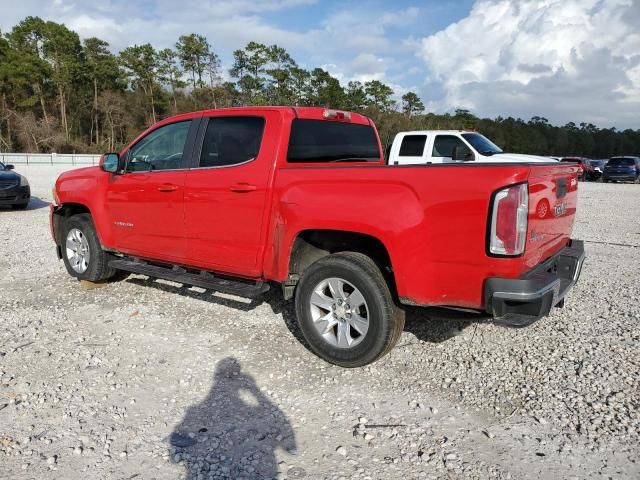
[489,183,528,256]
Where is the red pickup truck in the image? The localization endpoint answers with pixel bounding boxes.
[50,107,585,367]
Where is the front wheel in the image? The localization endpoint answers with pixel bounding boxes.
[61,213,117,282]
[294,252,405,367]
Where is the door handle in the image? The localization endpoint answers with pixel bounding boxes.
[157,183,179,192]
[230,183,257,193]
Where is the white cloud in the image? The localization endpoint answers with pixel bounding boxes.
[419,0,640,128]
[350,53,386,77]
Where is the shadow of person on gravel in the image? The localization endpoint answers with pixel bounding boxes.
[170,357,296,480]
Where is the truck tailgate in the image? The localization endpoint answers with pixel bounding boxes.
[525,163,580,269]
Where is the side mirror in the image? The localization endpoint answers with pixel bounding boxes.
[101,153,120,173]
[5,164,14,170]
[452,146,474,161]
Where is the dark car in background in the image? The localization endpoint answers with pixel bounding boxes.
[587,159,606,181]
[0,161,31,209]
[603,156,640,183]
[560,157,592,180]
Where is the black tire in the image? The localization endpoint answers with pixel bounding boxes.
[603,177,608,183]
[11,202,28,210]
[61,213,117,282]
[294,252,405,367]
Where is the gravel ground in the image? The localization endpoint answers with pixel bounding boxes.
[1,165,639,480]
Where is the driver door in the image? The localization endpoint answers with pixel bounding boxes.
[105,119,199,262]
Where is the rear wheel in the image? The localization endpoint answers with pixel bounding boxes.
[61,214,117,282]
[294,252,405,367]
[11,202,28,210]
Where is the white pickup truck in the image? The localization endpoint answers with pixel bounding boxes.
[386,130,552,165]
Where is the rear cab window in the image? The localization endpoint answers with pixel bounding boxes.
[287,119,380,163]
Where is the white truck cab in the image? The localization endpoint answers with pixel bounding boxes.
[387,130,552,165]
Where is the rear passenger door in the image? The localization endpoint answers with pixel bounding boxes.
[184,113,280,276]
[392,134,428,165]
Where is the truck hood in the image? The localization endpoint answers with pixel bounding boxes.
[58,166,99,180]
[479,153,555,163]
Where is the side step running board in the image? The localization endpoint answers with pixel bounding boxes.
[109,258,270,298]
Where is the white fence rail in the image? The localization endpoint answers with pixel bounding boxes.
[0,153,101,166]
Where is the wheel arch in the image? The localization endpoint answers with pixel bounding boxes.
[52,203,92,243]
[283,229,396,300]
[53,202,117,254]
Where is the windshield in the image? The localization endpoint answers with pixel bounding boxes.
[0,161,5,170]
[608,158,635,167]
[461,133,503,155]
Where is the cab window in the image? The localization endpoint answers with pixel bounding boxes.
[432,135,469,158]
[198,117,265,168]
[399,135,427,157]
[127,121,192,172]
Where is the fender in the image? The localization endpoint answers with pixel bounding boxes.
[55,166,116,248]
[263,175,425,298]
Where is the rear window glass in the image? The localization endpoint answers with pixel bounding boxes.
[399,135,427,157]
[287,119,380,163]
[608,158,635,166]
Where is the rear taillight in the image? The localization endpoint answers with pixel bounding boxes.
[489,183,528,256]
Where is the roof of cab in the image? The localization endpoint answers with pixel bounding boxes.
[157,106,373,126]
[394,130,476,136]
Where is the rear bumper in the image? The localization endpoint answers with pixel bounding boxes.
[604,172,637,181]
[484,239,585,327]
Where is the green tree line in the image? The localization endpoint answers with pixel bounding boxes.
[0,16,638,157]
